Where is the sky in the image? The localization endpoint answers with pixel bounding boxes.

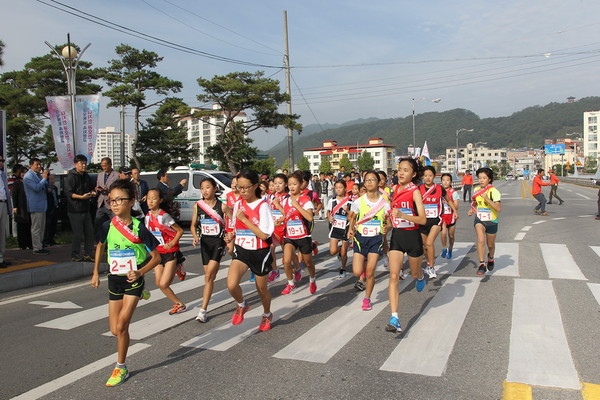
[2,0,600,151]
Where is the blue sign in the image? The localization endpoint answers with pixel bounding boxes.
[544,144,565,154]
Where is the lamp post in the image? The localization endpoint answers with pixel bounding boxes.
[411,97,441,157]
[455,128,474,176]
[45,34,91,156]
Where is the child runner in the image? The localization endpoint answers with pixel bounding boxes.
[191,178,230,323]
[419,166,458,279]
[439,173,460,259]
[378,170,392,268]
[348,171,391,311]
[225,176,239,255]
[352,182,367,290]
[225,169,275,331]
[468,167,502,275]
[299,170,321,256]
[91,179,161,386]
[280,171,317,295]
[386,158,427,332]
[327,180,352,278]
[144,189,186,315]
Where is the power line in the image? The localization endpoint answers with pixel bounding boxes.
[290,73,325,135]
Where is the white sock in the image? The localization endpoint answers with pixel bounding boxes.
[309,277,316,283]
[391,313,399,319]
[116,362,126,369]
[288,280,294,286]
[262,312,271,318]
[237,301,245,308]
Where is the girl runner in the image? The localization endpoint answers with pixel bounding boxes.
[191,177,230,323]
[91,179,161,386]
[267,173,291,282]
[348,171,391,312]
[225,169,275,331]
[280,172,317,295]
[386,158,427,332]
[145,189,186,315]
[378,170,392,268]
[327,180,352,278]
[419,166,458,279]
[468,167,502,275]
[225,176,240,256]
[439,173,460,259]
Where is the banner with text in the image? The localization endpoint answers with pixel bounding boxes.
[46,96,75,170]
[75,94,100,161]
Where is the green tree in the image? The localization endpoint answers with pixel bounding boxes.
[583,156,598,173]
[196,71,301,174]
[0,40,5,67]
[250,156,277,177]
[339,154,353,172]
[136,98,197,170]
[204,120,258,172]
[499,160,510,176]
[103,44,182,170]
[297,156,310,171]
[357,151,375,171]
[319,158,331,173]
[281,159,290,172]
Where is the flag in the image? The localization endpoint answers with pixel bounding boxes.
[46,96,75,170]
[421,141,431,165]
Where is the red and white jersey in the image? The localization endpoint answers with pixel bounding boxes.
[268,192,288,222]
[225,191,239,232]
[419,184,445,219]
[145,210,179,253]
[232,198,274,250]
[283,195,314,240]
[390,183,420,230]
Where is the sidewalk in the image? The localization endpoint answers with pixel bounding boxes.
[0,244,105,293]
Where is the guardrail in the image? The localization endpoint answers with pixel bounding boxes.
[561,176,600,188]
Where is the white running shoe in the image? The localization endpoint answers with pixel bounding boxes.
[383,254,389,268]
[399,270,406,280]
[196,308,208,323]
[426,266,437,279]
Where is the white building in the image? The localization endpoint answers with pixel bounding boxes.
[506,149,543,176]
[445,143,508,173]
[583,110,599,160]
[92,126,134,168]
[303,138,396,175]
[177,104,248,167]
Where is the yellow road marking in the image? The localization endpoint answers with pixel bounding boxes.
[583,383,600,400]
[521,180,534,199]
[0,261,56,274]
[502,381,532,400]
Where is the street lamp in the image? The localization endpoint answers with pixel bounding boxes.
[455,128,474,176]
[411,97,441,157]
[45,33,91,156]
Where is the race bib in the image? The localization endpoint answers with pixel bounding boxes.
[150,230,165,245]
[360,220,381,237]
[443,202,451,214]
[271,209,283,221]
[286,219,307,238]
[109,249,137,275]
[332,214,347,229]
[235,229,258,250]
[201,218,220,236]
[392,208,415,229]
[477,207,492,221]
[424,203,439,218]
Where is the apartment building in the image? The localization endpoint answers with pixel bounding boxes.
[91,126,134,168]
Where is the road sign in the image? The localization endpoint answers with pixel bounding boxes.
[544,144,565,154]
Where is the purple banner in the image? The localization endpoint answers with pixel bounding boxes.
[75,94,100,160]
[46,96,75,170]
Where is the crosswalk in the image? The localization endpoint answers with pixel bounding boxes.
[29,241,600,395]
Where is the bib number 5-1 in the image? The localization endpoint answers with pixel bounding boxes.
[109,249,138,274]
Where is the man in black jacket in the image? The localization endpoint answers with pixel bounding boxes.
[156,169,187,200]
[64,154,96,262]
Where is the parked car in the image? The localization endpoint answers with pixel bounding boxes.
[506,174,515,181]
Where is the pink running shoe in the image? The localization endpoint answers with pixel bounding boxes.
[281,284,296,295]
[309,281,317,294]
[231,302,249,325]
[268,269,280,282]
[312,241,319,256]
[362,298,372,311]
[293,268,302,282]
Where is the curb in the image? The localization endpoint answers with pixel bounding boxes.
[0,262,109,293]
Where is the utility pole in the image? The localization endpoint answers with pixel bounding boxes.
[283,10,294,170]
[120,105,125,168]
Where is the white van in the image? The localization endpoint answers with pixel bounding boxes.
[140,166,233,221]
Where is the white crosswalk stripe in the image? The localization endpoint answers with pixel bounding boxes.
[540,243,587,280]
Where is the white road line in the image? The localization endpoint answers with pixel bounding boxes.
[435,242,473,275]
[552,217,566,220]
[507,279,580,389]
[180,267,343,352]
[591,246,600,259]
[521,226,532,232]
[380,276,481,375]
[487,242,519,277]
[11,343,151,400]
[576,192,591,199]
[273,275,400,363]
[578,215,595,218]
[0,277,108,307]
[539,243,586,280]
[587,283,600,306]
[532,220,546,225]
[513,232,526,241]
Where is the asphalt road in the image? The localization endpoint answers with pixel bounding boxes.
[1,181,599,400]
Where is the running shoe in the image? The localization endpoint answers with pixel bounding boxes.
[415,276,427,292]
[312,241,319,256]
[440,248,448,258]
[477,264,487,275]
[399,270,406,280]
[487,258,495,271]
[338,269,346,279]
[249,272,256,282]
[447,249,453,259]
[426,266,437,279]
[105,367,129,387]
[175,263,186,281]
[141,289,151,301]
[354,280,366,291]
[385,316,402,332]
[540,212,549,216]
[83,255,94,262]
[383,254,389,268]
[71,256,83,262]
[195,308,208,323]
[268,269,280,282]
[534,209,541,214]
[258,313,273,332]
[281,284,296,295]
[362,298,372,311]
[309,281,317,294]
[231,302,249,325]
[169,303,187,315]
[293,267,302,282]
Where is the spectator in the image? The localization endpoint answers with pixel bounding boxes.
[282,169,288,176]
[23,158,49,254]
[156,170,187,200]
[595,179,600,220]
[319,172,332,219]
[0,157,12,268]
[118,166,132,180]
[461,170,474,202]
[131,167,149,215]
[94,157,119,231]
[547,169,564,205]
[337,165,346,180]
[43,174,59,246]
[391,170,399,186]
[65,154,96,262]
[8,163,23,237]
[312,174,322,200]
[11,166,32,250]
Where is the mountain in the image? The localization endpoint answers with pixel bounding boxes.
[265,97,599,164]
